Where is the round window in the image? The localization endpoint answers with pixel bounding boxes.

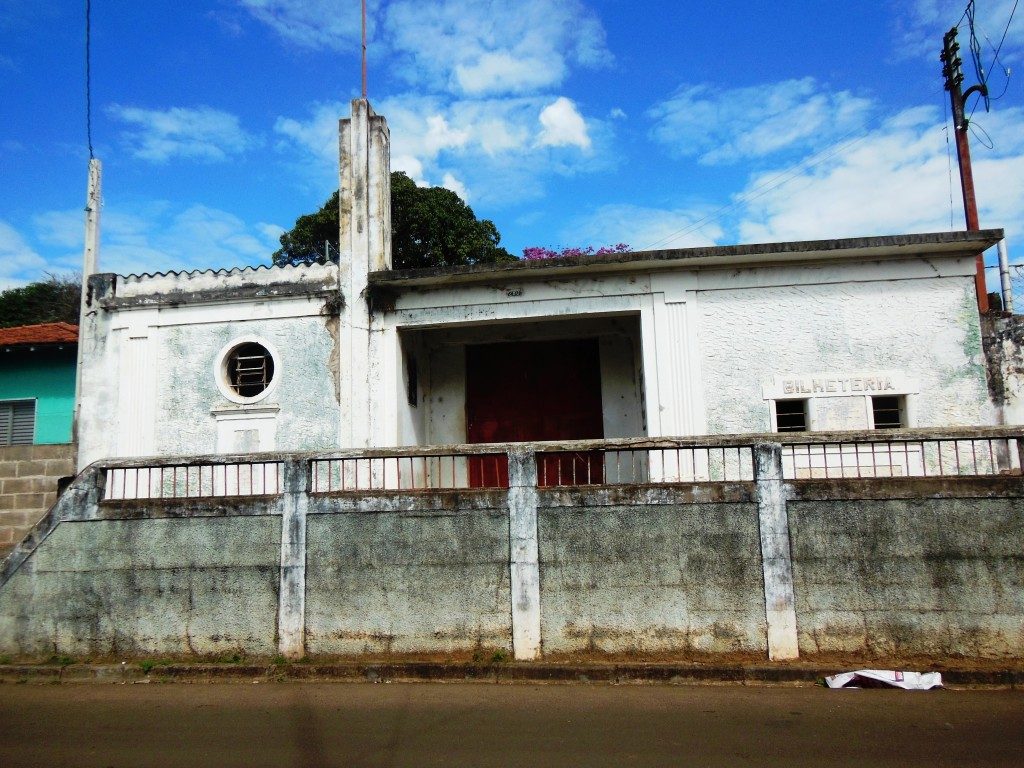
[225,342,275,398]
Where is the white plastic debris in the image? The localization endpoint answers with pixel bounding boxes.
[825,670,943,690]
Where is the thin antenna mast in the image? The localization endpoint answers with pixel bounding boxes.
[361,0,367,99]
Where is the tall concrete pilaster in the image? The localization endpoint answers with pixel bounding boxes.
[278,459,308,659]
[507,447,542,660]
[338,99,392,450]
[754,442,800,660]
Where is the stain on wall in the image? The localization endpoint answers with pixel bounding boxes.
[0,516,280,657]
[538,501,766,655]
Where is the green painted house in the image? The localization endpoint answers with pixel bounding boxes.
[0,323,78,445]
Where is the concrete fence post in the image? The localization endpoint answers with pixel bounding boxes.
[278,458,308,659]
[753,442,800,660]
[507,446,541,660]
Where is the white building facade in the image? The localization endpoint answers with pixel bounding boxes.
[77,100,1004,469]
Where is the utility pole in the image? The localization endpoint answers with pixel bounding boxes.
[941,26,990,314]
[73,158,101,447]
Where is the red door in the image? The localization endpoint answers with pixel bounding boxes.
[466,339,604,487]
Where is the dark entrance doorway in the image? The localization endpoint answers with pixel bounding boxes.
[466,339,604,487]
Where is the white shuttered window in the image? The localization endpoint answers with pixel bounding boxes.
[0,400,35,446]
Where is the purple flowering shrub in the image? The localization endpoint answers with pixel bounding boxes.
[522,243,630,260]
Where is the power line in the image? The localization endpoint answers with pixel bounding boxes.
[85,0,94,158]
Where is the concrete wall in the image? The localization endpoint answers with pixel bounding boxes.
[5,439,1022,662]
[305,493,511,655]
[0,444,75,557]
[697,270,991,433]
[789,482,1024,658]
[538,487,765,655]
[78,263,341,468]
[981,313,1024,426]
[0,514,280,657]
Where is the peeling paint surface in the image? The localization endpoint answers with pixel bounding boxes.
[789,497,1024,658]
[537,502,766,655]
[155,317,339,455]
[0,517,280,656]
[304,505,513,655]
[698,276,993,434]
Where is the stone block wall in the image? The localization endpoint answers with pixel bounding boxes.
[0,444,76,556]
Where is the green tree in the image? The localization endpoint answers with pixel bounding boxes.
[273,171,514,270]
[0,273,81,328]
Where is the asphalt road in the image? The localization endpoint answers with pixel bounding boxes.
[1,682,1022,767]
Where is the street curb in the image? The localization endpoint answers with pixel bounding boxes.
[1,662,1022,687]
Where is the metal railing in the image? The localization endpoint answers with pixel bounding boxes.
[781,435,1019,479]
[104,461,282,500]
[309,453,507,493]
[536,446,755,487]
[95,428,1024,501]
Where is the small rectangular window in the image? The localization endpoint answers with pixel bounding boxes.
[775,399,807,432]
[0,400,35,446]
[872,395,904,429]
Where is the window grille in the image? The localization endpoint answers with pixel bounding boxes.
[872,395,904,429]
[226,343,274,398]
[0,400,35,446]
[775,399,808,432]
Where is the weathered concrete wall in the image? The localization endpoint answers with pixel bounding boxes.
[698,272,992,433]
[78,263,340,468]
[0,512,280,657]
[789,480,1024,658]
[0,444,75,557]
[3,440,1024,662]
[537,486,766,655]
[981,313,1024,426]
[155,315,339,455]
[305,493,511,655]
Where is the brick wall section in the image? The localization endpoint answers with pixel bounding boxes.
[0,444,76,556]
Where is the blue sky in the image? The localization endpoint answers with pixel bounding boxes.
[1,1,1022,288]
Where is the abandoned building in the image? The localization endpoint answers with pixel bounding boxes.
[1,99,1022,665]
[75,100,1004,469]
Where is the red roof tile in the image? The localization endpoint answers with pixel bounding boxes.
[0,322,79,347]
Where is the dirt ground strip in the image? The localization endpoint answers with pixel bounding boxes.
[1,682,1022,768]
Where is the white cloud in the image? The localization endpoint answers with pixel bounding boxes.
[101,203,283,275]
[26,202,283,278]
[235,0,609,96]
[609,107,627,120]
[0,220,47,290]
[440,172,469,200]
[537,97,591,150]
[648,78,871,165]
[899,1,1024,62]
[276,94,607,205]
[384,0,610,96]
[32,210,85,249]
[564,204,724,252]
[108,105,258,163]
[274,103,340,165]
[736,105,1024,244]
[234,0,374,50]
